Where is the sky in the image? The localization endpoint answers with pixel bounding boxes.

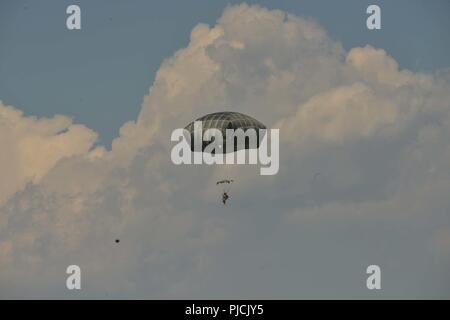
[1,0,450,145]
[1,1,450,299]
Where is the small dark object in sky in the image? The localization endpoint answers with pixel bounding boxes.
[312,172,320,183]
[115,239,120,243]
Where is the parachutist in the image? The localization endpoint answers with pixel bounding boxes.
[222,192,229,205]
[217,180,233,205]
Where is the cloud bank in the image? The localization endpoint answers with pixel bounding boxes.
[1,4,450,298]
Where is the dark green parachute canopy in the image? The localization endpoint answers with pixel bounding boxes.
[184,111,266,153]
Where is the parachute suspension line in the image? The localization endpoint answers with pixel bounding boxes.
[224,182,232,194]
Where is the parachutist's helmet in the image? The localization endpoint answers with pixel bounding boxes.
[184,111,266,153]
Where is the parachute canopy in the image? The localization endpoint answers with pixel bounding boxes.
[216,179,234,194]
[184,111,266,153]
[216,179,234,185]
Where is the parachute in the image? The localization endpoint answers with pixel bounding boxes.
[216,179,233,205]
[216,179,234,185]
[185,111,266,204]
[216,179,233,193]
[184,111,266,153]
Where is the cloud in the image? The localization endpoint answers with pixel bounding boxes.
[0,102,98,206]
[1,4,450,298]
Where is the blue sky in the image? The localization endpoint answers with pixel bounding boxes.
[1,0,450,146]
